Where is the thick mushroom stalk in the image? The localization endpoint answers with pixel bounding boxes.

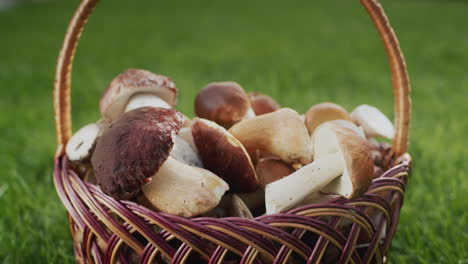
[229,108,312,166]
[265,123,373,214]
[351,104,395,139]
[141,157,229,218]
[124,93,171,112]
[170,136,203,168]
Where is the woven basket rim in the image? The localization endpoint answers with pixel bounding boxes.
[52,0,413,263]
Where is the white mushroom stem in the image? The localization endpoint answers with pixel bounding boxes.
[242,107,256,120]
[177,127,197,151]
[351,104,395,139]
[265,152,343,214]
[65,123,100,162]
[142,157,229,218]
[124,93,171,112]
[170,136,203,168]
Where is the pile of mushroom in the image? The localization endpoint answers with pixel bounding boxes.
[65,68,395,218]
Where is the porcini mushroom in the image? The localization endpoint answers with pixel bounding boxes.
[66,123,101,162]
[141,156,228,218]
[228,108,312,166]
[256,157,295,189]
[248,92,280,115]
[265,123,373,214]
[100,69,177,121]
[194,82,255,128]
[304,102,351,134]
[192,118,259,192]
[91,107,183,199]
[351,104,395,139]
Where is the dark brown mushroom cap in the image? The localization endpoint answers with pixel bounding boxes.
[192,118,259,192]
[248,92,280,115]
[194,82,250,128]
[100,69,178,121]
[91,107,184,199]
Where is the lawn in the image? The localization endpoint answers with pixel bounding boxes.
[0,0,467,263]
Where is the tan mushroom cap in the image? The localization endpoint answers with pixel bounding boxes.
[194,82,252,128]
[91,107,183,199]
[248,92,280,115]
[256,157,295,189]
[229,108,312,166]
[100,69,178,121]
[313,123,374,199]
[305,102,351,134]
[192,118,259,192]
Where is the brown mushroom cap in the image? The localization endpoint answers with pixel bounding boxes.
[304,102,351,134]
[91,107,183,199]
[256,157,295,189]
[100,69,178,121]
[192,118,259,192]
[229,108,312,166]
[248,92,280,115]
[194,82,251,128]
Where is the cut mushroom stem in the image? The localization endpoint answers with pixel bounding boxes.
[265,152,342,214]
[124,93,171,112]
[142,157,229,218]
[265,123,373,214]
[66,123,101,162]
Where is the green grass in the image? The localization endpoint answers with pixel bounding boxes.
[0,0,467,263]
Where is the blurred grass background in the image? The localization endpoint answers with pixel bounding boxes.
[0,0,467,263]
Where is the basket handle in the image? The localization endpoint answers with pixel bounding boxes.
[53,0,411,157]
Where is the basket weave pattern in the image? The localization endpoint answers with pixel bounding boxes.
[53,0,412,263]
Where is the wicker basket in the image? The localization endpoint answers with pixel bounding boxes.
[53,0,412,263]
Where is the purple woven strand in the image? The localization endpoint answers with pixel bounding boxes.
[61,162,110,243]
[68,169,146,254]
[54,157,85,228]
[306,217,341,264]
[227,217,311,258]
[123,201,212,256]
[338,223,363,264]
[88,185,176,257]
[195,218,277,257]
